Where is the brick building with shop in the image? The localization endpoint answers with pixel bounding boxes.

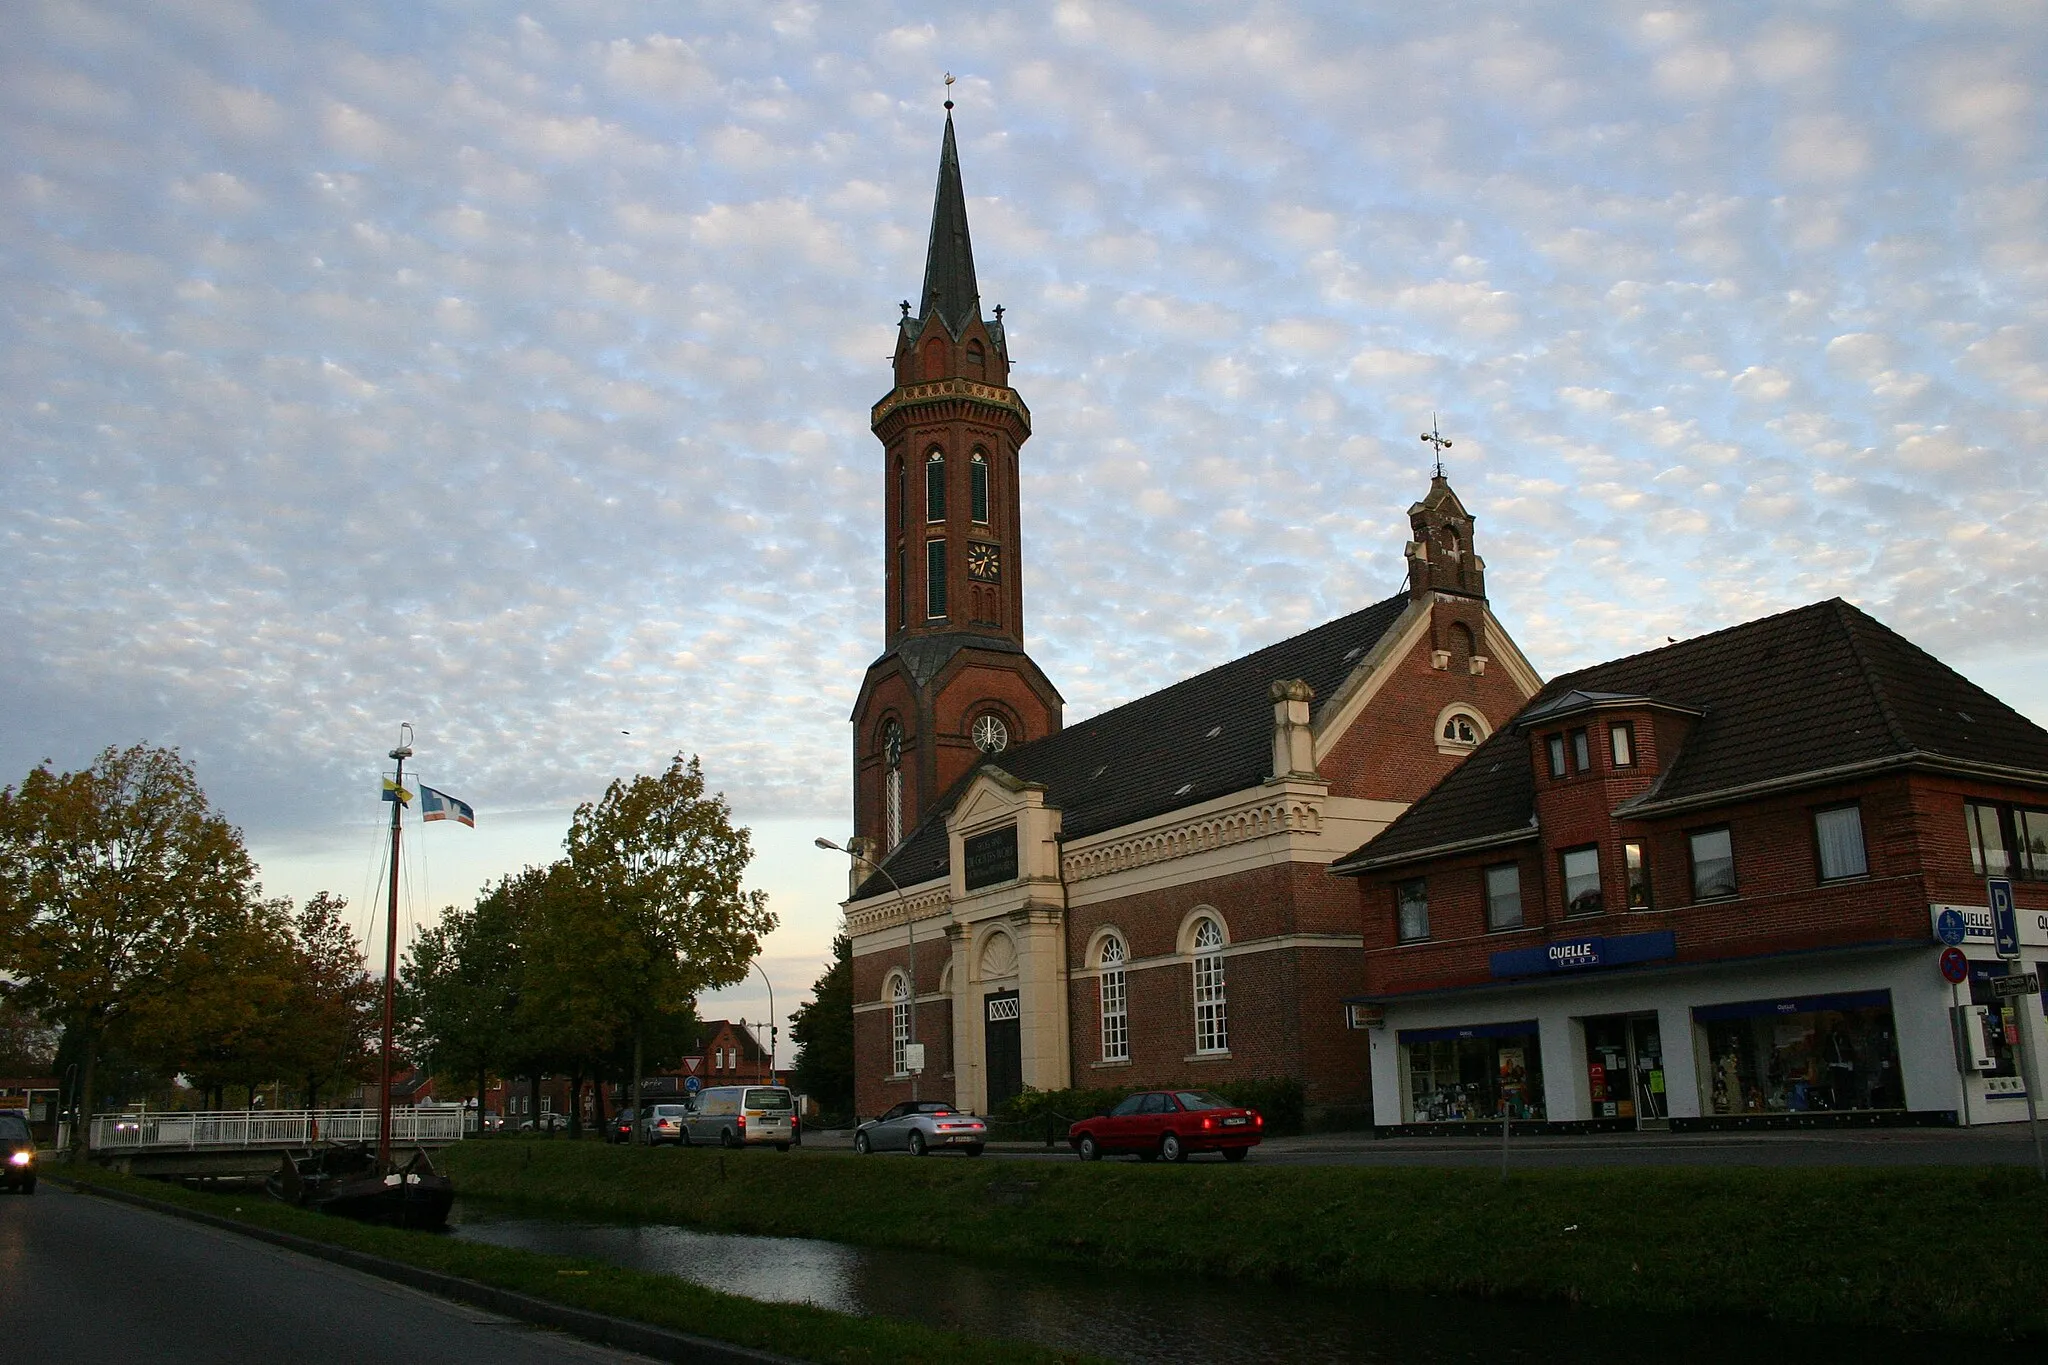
[1332,598,2048,1131]
[838,110,1543,1122]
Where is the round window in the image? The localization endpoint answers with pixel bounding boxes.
[971,714,1010,754]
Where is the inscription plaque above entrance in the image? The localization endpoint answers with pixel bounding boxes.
[963,825,1019,890]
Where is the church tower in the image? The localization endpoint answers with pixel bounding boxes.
[850,107,1063,860]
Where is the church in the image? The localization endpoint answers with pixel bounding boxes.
[840,110,1543,1122]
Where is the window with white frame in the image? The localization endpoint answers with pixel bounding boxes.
[1192,917,1228,1054]
[1099,934,1129,1062]
[889,975,910,1075]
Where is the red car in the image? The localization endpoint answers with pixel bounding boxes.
[1068,1090,1262,1163]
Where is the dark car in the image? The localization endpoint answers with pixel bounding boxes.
[607,1108,637,1144]
[0,1112,36,1194]
[1067,1090,1261,1163]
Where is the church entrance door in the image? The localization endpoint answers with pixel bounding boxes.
[984,990,1022,1113]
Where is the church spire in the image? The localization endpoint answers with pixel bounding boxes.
[919,104,981,338]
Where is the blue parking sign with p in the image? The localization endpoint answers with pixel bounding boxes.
[1989,877,2020,960]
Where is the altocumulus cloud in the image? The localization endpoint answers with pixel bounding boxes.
[2,0,2043,871]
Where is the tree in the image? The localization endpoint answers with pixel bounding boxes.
[0,995,58,1076]
[285,892,378,1110]
[564,754,776,1140]
[401,873,526,1131]
[0,745,257,1148]
[790,935,853,1119]
[127,895,301,1108]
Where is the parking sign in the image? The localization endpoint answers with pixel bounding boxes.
[1990,877,2020,960]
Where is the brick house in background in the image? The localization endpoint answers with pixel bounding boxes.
[838,111,1542,1123]
[1332,599,2048,1131]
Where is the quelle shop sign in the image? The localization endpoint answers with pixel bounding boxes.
[1929,903,2048,949]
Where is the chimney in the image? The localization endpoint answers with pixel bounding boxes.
[1269,679,1317,780]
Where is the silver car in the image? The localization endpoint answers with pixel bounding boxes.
[854,1101,988,1156]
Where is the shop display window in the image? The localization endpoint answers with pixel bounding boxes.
[1694,991,1901,1115]
[1402,1023,1546,1123]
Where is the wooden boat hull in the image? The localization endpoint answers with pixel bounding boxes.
[268,1147,453,1230]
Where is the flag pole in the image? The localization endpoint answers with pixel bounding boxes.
[378,725,413,1170]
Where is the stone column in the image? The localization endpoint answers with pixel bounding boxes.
[1014,905,1072,1095]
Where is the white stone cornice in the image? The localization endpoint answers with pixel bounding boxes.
[1059,781,1331,885]
[842,879,950,938]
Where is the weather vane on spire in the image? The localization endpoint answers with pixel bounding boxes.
[1420,414,1453,479]
[944,72,955,111]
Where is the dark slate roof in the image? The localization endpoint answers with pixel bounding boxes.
[1333,598,2048,873]
[858,592,1413,898]
[919,112,980,338]
[856,632,1029,703]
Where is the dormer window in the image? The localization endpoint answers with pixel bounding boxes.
[1547,734,1567,779]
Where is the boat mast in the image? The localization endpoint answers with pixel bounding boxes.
[377,724,413,1170]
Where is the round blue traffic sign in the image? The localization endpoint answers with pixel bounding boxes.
[1939,945,1970,984]
[1936,908,1968,947]
[684,1075,701,1093]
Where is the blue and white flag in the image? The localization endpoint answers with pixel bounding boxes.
[419,785,475,827]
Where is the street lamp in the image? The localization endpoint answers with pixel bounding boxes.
[751,958,777,1077]
[816,836,918,1100]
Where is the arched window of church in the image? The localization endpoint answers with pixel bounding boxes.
[925,450,945,523]
[888,973,910,1075]
[922,337,946,380]
[883,721,904,850]
[1442,713,1480,746]
[1450,621,1475,661]
[1192,916,1228,1054]
[966,339,985,373]
[1098,934,1128,1062]
[970,453,989,524]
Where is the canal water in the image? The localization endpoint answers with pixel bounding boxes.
[447,1201,1939,1364]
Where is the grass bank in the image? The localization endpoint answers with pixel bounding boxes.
[442,1139,2048,1339]
[57,1165,1101,1365]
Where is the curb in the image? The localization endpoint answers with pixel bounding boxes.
[52,1176,802,1365]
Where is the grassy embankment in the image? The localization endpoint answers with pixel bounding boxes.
[57,1165,1103,1365]
[443,1139,2048,1339]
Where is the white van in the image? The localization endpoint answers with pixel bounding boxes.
[685,1086,796,1150]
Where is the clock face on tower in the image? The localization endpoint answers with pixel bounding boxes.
[967,541,1002,582]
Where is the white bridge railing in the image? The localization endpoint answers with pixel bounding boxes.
[89,1107,466,1152]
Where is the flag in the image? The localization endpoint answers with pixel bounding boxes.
[381,778,413,805]
[420,785,475,827]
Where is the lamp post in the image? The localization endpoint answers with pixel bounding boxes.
[816,836,917,1101]
[750,958,778,1078]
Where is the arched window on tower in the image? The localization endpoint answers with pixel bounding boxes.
[966,339,985,374]
[1192,916,1228,1054]
[1098,934,1128,1062]
[970,453,989,524]
[883,722,904,851]
[925,539,947,618]
[926,450,946,523]
[922,337,946,380]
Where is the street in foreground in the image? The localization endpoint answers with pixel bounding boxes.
[0,1184,655,1364]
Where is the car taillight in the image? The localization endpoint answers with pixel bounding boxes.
[1253,1113,1263,1128]
[736,1116,746,1131]
[1201,1117,1214,1130]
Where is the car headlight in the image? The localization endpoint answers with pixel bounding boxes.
[7,1151,30,1167]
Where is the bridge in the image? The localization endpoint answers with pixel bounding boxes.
[85,1107,466,1178]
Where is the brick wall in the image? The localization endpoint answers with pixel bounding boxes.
[1319,619,1532,804]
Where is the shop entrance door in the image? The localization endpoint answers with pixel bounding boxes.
[1583,1013,1668,1130]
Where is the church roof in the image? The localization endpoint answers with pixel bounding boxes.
[1331,598,2048,874]
[918,112,981,339]
[858,592,1412,897]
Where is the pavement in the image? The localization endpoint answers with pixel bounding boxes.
[802,1123,2048,1167]
[0,1182,662,1363]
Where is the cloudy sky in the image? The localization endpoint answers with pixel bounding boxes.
[5,0,2043,1039]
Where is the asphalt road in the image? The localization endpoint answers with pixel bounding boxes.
[806,1124,2048,1167]
[0,1183,657,1362]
